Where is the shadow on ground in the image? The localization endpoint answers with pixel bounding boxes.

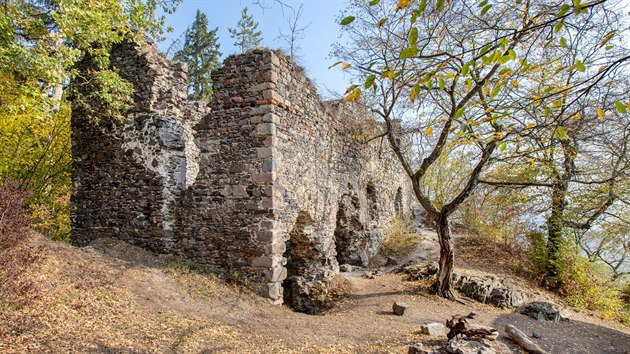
[492,313,630,354]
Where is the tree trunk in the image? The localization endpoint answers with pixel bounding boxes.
[545,183,567,289]
[435,213,455,298]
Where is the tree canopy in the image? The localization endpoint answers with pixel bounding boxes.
[174,10,222,103]
[229,7,263,53]
[336,0,630,297]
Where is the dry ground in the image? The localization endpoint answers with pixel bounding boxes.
[1,231,629,353]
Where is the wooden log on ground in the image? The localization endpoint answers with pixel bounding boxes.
[504,324,548,354]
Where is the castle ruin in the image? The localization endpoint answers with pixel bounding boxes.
[71,39,411,313]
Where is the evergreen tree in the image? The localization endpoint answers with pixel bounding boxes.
[228,7,263,53]
[173,10,222,103]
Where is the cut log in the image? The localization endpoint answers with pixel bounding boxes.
[504,324,548,354]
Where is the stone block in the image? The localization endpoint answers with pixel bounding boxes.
[256,147,274,158]
[253,123,276,137]
[251,256,274,268]
[269,266,287,282]
[420,322,447,336]
[267,282,283,300]
[393,301,409,316]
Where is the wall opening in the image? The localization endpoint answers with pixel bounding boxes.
[282,211,324,313]
[394,186,403,214]
[366,181,378,220]
[334,186,366,266]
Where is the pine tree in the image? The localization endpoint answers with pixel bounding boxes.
[228,7,263,53]
[173,10,222,103]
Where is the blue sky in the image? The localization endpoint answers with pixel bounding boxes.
[158,0,351,98]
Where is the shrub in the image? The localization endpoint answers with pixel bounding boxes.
[0,178,31,249]
[555,241,630,325]
[380,216,422,258]
[0,178,39,310]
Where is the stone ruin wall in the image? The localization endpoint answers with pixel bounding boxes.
[71,39,412,312]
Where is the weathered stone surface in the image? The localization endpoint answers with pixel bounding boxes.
[452,273,528,309]
[401,262,439,281]
[393,301,409,316]
[445,339,495,354]
[518,301,568,322]
[71,41,413,311]
[339,264,356,272]
[420,322,447,336]
[408,343,442,354]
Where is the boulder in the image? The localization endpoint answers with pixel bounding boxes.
[487,287,528,308]
[452,273,528,309]
[401,262,439,281]
[420,322,447,336]
[408,343,442,354]
[339,263,354,272]
[393,301,409,316]
[518,301,568,322]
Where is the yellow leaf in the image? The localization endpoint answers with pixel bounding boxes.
[510,80,519,90]
[596,108,605,120]
[378,18,387,27]
[425,126,433,135]
[526,123,536,129]
[396,0,411,11]
[626,101,630,111]
[344,88,362,102]
[380,70,396,79]
[445,73,455,79]
[569,113,582,120]
[342,62,351,70]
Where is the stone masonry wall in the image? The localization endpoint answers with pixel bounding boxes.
[71,41,411,312]
[71,39,207,249]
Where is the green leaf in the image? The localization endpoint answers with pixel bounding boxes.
[575,60,585,72]
[454,106,465,119]
[544,107,552,117]
[409,27,418,45]
[461,62,470,75]
[508,50,517,60]
[369,0,380,5]
[478,0,488,7]
[364,74,376,89]
[340,16,355,25]
[557,4,571,17]
[400,46,418,59]
[560,37,568,48]
[499,142,507,151]
[418,0,428,12]
[554,21,564,33]
[554,126,567,139]
[436,0,445,12]
[439,77,445,90]
[480,4,493,15]
[615,101,628,114]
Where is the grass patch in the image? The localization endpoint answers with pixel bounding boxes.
[380,216,422,258]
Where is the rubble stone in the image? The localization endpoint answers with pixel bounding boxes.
[420,322,447,336]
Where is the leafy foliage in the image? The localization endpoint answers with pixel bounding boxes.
[0,73,71,239]
[380,216,421,257]
[336,0,629,299]
[173,10,222,103]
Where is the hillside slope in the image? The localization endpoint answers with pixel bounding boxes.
[1,233,629,353]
